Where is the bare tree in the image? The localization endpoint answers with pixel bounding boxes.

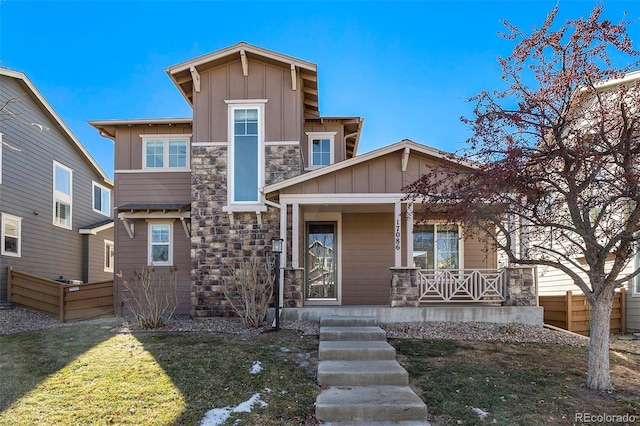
[405,5,640,391]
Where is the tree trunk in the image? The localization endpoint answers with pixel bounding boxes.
[586,291,614,390]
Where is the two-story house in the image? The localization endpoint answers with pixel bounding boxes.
[90,43,540,322]
[0,67,114,307]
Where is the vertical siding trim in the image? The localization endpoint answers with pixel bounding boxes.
[292,203,299,268]
[394,202,401,267]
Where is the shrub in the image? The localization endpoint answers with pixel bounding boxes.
[222,256,275,328]
[119,267,179,329]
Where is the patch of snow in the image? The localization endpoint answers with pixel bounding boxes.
[200,393,267,426]
[250,361,262,374]
[471,407,490,419]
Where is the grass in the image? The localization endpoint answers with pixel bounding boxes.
[1,322,639,425]
[392,339,640,425]
[0,323,319,425]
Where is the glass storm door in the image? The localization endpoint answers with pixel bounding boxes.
[306,222,337,300]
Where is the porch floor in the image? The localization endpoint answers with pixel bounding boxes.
[276,305,543,326]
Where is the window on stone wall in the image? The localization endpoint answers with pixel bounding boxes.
[224,100,267,211]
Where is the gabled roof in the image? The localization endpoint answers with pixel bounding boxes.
[165,42,320,117]
[0,67,113,187]
[263,139,477,194]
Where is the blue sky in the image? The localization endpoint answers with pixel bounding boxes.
[1,0,638,178]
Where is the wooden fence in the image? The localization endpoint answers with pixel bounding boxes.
[539,289,626,336]
[7,266,114,323]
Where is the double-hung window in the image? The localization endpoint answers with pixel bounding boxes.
[93,182,111,216]
[413,224,461,269]
[142,136,190,170]
[306,132,336,168]
[104,240,114,272]
[148,222,172,266]
[1,213,21,257]
[225,101,266,208]
[53,161,73,229]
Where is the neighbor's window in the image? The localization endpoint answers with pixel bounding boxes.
[142,136,189,170]
[104,240,114,272]
[1,213,21,257]
[148,222,172,265]
[53,161,73,229]
[413,224,460,269]
[93,182,111,216]
[306,132,336,168]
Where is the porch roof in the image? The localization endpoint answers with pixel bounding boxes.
[263,139,477,196]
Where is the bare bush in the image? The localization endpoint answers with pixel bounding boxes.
[222,256,275,328]
[119,267,179,329]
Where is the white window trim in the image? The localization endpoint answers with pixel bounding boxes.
[141,134,191,171]
[147,220,174,266]
[306,131,337,170]
[1,212,22,257]
[225,100,267,209]
[53,161,73,229]
[104,239,114,272]
[412,222,464,270]
[92,181,112,217]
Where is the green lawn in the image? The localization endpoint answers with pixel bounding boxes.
[0,324,319,425]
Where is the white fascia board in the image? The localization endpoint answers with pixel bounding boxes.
[79,221,114,235]
[279,193,406,204]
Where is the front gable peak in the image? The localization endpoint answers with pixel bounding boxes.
[165,42,319,117]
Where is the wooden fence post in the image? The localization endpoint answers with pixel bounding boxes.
[566,290,573,333]
[59,284,65,322]
[620,288,626,334]
[7,266,13,303]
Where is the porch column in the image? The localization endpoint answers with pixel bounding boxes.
[406,202,413,267]
[291,203,299,268]
[390,267,420,307]
[394,201,402,267]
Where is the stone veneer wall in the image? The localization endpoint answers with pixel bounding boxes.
[190,144,302,317]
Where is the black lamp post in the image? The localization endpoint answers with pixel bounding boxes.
[270,237,283,332]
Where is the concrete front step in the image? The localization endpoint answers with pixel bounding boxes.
[320,315,379,327]
[319,340,397,361]
[320,326,387,342]
[316,385,428,423]
[318,360,409,386]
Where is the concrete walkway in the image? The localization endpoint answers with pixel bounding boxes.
[315,316,429,425]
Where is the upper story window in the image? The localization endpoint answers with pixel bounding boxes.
[93,182,111,217]
[413,223,461,270]
[225,100,267,208]
[306,132,336,169]
[1,213,21,257]
[142,135,190,170]
[53,161,73,229]
[148,221,173,266]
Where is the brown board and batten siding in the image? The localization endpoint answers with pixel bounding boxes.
[280,150,445,195]
[0,72,113,300]
[114,219,191,316]
[342,213,395,305]
[111,123,193,315]
[192,58,303,144]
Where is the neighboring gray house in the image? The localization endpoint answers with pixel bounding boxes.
[0,67,114,306]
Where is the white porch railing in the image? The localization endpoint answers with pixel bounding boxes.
[417,269,506,303]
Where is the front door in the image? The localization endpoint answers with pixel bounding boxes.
[305,222,337,301]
